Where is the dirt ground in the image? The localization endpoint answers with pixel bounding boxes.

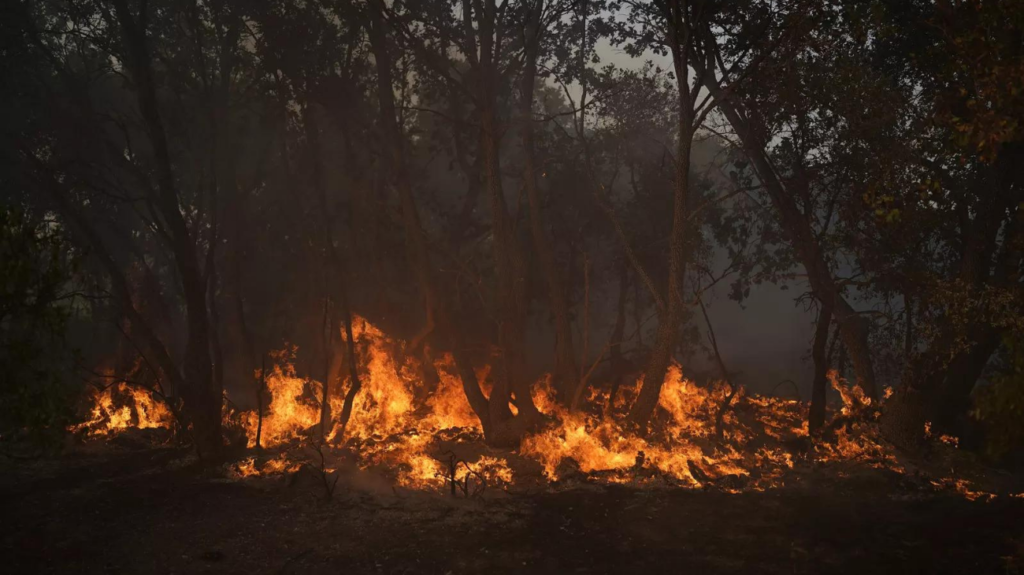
[3,447,1023,574]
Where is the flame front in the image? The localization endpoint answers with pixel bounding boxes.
[72,316,987,497]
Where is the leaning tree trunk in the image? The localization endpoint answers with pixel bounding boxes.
[691,35,881,401]
[335,295,363,438]
[710,93,879,402]
[318,299,336,438]
[626,154,692,428]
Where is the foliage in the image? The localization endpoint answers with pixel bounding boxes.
[973,334,1024,458]
[0,204,80,444]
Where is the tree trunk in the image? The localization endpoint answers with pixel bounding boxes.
[691,37,879,401]
[712,95,878,401]
[882,324,999,448]
[255,353,266,449]
[111,0,221,460]
[627,49,694,429]
[207,30,241,412]
[886,152,1022,445]
[368,3,491,431]
[480,103,538,431]
[605,261,631,414]
[472,0,540,444]
[519,0,580,404]
[809,304,833,434]
[368,7,436,350]
[336,302,363,438]
[319,298,335,438]
[301,103,352,439]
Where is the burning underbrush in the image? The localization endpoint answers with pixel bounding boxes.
[68,317,1013,500]
[70,381,176,442]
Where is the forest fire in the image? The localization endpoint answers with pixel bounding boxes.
[73,315,944,496]
[7,0,1024,570]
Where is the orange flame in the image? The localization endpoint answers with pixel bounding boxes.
[72,382,174,437]
[241,347,321,448]
[71,316,988,498]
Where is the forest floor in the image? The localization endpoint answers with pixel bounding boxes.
[3,446,1024,575]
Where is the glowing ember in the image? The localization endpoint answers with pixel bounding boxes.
[229,453,303,478]
[930,477,995,502]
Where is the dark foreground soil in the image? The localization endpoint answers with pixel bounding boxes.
[3,447,1023,575]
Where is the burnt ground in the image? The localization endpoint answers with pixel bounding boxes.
[3,447,1024,575]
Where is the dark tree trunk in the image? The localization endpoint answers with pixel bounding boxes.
[255,353,266,449]
[368,6,436,351]
[472,0,540,444]
[336,303,363,438]
[319,299,336,438]
[605,261,631,414]
[627,12,695,429]
[882,150,1023,448]
[690,32,880,402]
[519,0,580,404]
[480,101,538,431]
[111,0,221,460]
[368,2,491,431]
[301,103,352,438]
[809,304,833,434]
[883,326,999,448]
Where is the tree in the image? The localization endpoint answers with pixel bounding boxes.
[366,1,492,429]
[380,0,546,445]
[691,0,880,404]
[2,0,262,460]
[866,0,1024,444]
[0,206,80,445]
[698,0,1024,443]
[603,0,758,430]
